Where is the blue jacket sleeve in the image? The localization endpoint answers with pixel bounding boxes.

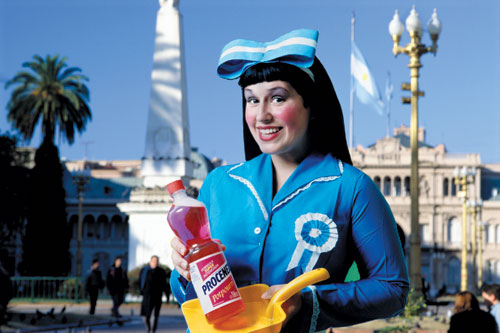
[170,269,197,304]
[285,173,409,332]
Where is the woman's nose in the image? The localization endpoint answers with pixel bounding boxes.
[256,103,272,122]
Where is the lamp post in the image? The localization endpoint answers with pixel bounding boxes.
[72,168,91,277]
[454,166,476,291]
[478,219,486,288]
[467,199,482,291]
[389,6,441,295]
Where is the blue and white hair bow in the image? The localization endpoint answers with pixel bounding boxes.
[217,29,319,80]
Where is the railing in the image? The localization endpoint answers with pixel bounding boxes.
[10,277,110,303]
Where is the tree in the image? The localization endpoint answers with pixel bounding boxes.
[19,141,71,276]
[0,134,30,274]
[5,54,91,144]
[5,55,92,276]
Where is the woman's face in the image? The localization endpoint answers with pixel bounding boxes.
[244,80,310,162]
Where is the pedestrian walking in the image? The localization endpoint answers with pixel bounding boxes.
[448,291,498,333]
[106,256,128,317]
[84,258,104,315]
[481,284,500,331]
[139,255,169,333]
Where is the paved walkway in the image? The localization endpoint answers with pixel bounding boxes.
[5,301,188,333]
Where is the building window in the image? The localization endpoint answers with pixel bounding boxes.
[393,177,402,196]
[93,252,110,272]
[404,177,410,196]
[103,186,113,195]
[383,176,391,196]
[448,257,460,292]
[451,178,457,196]
[486,260,493,283]
[69,215,78,239]
[420,223,431,244]
[443,178,449,196]
[448,217,461,243]
[84,215,96,239]
[497,261,500,283]
[487,224,495,244]
[112,215,128,240]
[374,176,381,190]
[97,215,110,239]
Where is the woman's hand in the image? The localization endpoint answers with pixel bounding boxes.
[170,237,227,282]
[170,237,190,281]
[261,285,302,326]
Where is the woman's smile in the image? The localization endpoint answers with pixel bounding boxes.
[258,126,283,140]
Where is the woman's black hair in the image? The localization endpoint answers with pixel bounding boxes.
[238,57,352,165]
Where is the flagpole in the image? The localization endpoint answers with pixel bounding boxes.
[386,72,391,138]
[349,11,355,149]
[386,100,391,138]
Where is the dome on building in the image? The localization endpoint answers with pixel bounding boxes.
[190,148,215,180]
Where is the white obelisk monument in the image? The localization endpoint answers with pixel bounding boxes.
[119,0,192,270]
[142,0,193,187]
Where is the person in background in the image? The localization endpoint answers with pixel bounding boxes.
[106,256,128,317]
[85,258,104,315]
[448,291,497,333]
[481,284,500,330]
[139,255,169,333]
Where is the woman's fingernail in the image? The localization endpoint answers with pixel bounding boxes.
[182,262,188,269]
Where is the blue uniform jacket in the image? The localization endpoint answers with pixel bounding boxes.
[171,153,409,332]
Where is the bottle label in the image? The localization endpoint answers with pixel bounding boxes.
[189,251,242,314]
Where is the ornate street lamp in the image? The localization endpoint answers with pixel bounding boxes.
[454,166,476,291]
[478,219,486,288]
[71,168,91,277]
[389,6,441,295]
[467,199,483,291]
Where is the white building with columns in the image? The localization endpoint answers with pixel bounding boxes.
[351,125,500,295]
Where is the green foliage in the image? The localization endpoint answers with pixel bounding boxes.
[378,288,427,333]
[19,141,70,276]
[403,288,427,319]
[127,264,172,296]
[0,135,30,258]
[59,278,85,299]
[5,54,91,145]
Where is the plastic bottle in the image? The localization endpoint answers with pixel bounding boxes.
[166,179,245,323]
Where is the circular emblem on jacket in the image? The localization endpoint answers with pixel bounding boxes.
[287,213,338,272]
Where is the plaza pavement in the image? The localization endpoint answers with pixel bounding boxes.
[6,300,188,333]
[6,299,455,333]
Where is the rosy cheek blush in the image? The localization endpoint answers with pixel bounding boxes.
[275,107,301,126]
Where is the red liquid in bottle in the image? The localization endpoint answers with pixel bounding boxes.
[167,180,245,324]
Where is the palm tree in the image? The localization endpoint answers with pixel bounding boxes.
[5,54,91,144]
[5,55,92,276]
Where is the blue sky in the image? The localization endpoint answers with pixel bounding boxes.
[1,0,499,164]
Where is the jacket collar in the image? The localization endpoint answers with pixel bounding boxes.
[227,153,342,216]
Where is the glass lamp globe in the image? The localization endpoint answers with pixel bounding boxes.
[405,6,422,35]
[389,10,404,37]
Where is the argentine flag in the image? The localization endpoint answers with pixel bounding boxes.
[351,40,385,115]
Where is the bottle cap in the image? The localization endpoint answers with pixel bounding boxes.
[166,179,185,195]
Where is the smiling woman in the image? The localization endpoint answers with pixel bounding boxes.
[169,29,409,333]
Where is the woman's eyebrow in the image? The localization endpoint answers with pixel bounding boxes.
[268,87,289,95]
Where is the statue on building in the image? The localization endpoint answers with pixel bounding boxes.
[159,0,178,8]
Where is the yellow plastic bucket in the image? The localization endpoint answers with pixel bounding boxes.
[181,268,330,333]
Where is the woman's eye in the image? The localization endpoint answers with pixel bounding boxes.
[272,95,285,103]
[246,97,258,104]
